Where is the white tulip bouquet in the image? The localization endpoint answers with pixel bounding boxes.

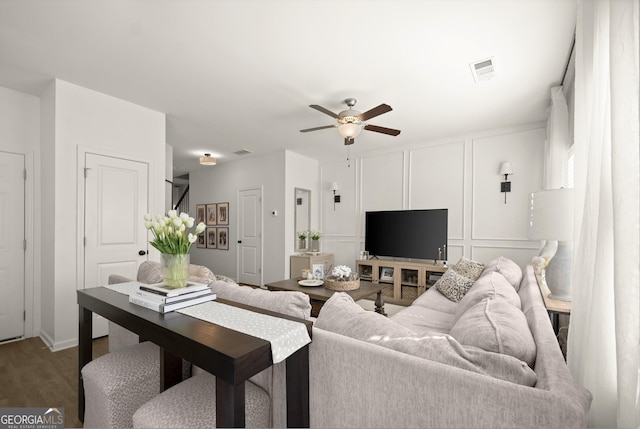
[144,210,206,255]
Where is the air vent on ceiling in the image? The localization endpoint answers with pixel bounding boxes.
[234,149,252,156]
[470,57,496,82]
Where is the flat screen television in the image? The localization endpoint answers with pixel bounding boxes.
[365,209,448,261]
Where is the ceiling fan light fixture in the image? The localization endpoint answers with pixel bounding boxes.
[338,123,362,139]
[199,153,217,166]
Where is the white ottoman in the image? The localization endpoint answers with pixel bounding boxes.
[132,372,271,428]
[82,341,161,428]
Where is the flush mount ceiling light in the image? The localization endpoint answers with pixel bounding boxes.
[199,153,217,166]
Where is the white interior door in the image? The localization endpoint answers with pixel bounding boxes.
[237,188,262,286]
[84,153,149,338]
[0,152,25,342]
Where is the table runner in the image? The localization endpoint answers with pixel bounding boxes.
[178,301,311,363]
[104,281,145,296]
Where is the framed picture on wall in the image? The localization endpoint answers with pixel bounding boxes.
[206,227,217,249]
[206,204,217,226]
[217,202,229,225]
[217,227,229,250]
[196,204,206,225]
[196,232,206,249]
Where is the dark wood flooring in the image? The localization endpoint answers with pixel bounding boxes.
[0,336,109,428]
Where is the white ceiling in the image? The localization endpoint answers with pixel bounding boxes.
[0,0,576,177]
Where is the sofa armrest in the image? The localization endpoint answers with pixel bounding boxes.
[309,328,590,428]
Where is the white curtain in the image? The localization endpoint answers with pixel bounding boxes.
[545,85,570,189]
[567,1,640,428]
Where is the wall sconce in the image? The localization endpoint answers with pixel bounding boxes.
[330,182,340,211]
[499,162,513,204]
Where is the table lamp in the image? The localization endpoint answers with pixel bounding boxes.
[528,188,574,301]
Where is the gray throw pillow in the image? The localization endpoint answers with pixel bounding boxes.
[450,297,536,368]
[435,269,475,302]
[315,293,537,386]
[452,257,485,281]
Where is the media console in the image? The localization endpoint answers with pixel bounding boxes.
[356,259,447,305]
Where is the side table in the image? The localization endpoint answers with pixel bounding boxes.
[534,269,571,336]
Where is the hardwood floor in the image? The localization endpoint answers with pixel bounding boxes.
[0,336,109,428]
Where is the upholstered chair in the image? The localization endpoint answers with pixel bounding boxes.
[80,261,219,428]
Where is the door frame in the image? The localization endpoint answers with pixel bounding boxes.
[76,145,153,292]
[236,186,264,286]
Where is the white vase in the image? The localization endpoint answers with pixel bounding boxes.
[311,239,319,252]
[160,253,190,288]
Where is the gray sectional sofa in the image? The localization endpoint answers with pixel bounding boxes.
[94,257,591,428]
[309,258,592,428]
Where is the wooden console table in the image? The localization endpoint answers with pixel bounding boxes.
[534,270,571,336]
[78,287,312,428]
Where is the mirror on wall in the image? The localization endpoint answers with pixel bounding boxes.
[294,188,311,251]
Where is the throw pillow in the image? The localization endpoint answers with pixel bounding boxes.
[209,280,312,320]
[454,271,521,322]
[450,297,536,368]
[479,256,523,291]
[315,293,537,386]
[435,269,475,302]
[452,257,485,281]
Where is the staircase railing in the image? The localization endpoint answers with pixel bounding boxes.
[174,185,189,213]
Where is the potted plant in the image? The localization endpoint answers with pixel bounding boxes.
[309,230,321,252]
[144,210,206,288]
[297,230,308,250]
[325,265,360,291]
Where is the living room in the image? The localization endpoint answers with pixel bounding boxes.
[0,1,637,428]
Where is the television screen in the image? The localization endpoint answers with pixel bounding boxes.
[365,209,448,261]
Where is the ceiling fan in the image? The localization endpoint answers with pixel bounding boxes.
[300,98,401,145]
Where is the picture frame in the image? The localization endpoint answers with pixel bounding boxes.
[196,232,206,249]
[312,263,324,280]
[380,267,394,281]
[196,204,206,225]
[206,227,217,249]
[217,227,229,250]
[217,202,229,225]
[206,204,217,226]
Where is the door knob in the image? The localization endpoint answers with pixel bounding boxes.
[138,250,147,256]
[237,240,242,244]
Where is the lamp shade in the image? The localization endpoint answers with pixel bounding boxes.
[499,162,514,176]
[528,188,574,241]
[337,123,362,139]
[199,153,217,166]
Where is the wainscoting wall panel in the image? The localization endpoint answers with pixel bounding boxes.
[409,141,465,240]
[471,245,539,269]
[471,127,545,240]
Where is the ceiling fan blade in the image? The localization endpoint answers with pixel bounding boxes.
[364,124,401,136]
[300,125,336,133]
[358,104,392,121]
[309,105,339,119]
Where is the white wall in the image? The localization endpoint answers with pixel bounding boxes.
[320,123,546,270]
[40,79,166,350]
[0,86,40,339]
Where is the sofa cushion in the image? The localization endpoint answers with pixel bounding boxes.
[450,297,536,367]
[316,293,537,386]
[435,269,475,302]
[479,256,523,291]
[454,271,521,322]
[390,305,456,335]
[452,257,485,281]
[209,280,312,320]
[411,286,458,314]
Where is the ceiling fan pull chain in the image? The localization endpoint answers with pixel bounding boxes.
[346,145,351,168]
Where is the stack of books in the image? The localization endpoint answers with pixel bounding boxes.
[129,282,216,313]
